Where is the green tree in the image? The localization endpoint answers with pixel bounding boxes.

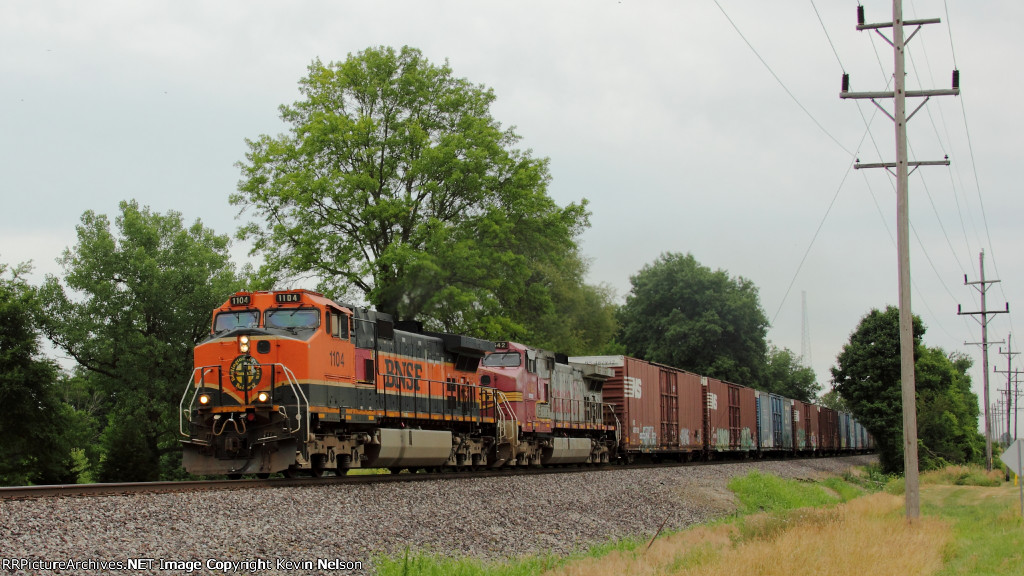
[831,306,922,473]
[37,201,247,481]
[617,252,769,385]
[233,45,591,339]
[763,345,820,403]
[513,248,619,355]
[915,348,984,468]
[830,306,982,473]
[818,387,850,412]
[0,262,73,485]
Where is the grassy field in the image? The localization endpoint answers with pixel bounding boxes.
[373,465,1024,576]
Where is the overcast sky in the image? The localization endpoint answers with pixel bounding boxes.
[3,1,1021,428]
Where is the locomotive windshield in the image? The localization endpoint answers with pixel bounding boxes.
[482,352,521,367]
[213,310,259,332]
[265,308,320,334]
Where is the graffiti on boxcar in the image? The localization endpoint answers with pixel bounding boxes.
[638,425,656,448]
[714,428,730,451]
[741,428,754,450]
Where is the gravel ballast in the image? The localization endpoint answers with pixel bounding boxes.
[0,455,876,575]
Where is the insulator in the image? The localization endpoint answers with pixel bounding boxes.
[952,69,960,89]
[842,73,850,93]
[857,5,865,25]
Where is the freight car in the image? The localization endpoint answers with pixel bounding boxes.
[569,354,870,463]
[566,355,707,461]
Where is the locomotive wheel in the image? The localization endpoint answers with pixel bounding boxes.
[282,467,296,478]
[310,454,329,477]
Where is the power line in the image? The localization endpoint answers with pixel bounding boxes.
[940,0,1015,336]
[808,0,845,71]
[713,0,852,156]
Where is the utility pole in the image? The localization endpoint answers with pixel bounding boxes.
[996,372,1024,441]
[960,250,1009,471]
[995,401,1008,444]
[841,1,959,521]
[1015,378,1022,440]
[996,335,1020,445]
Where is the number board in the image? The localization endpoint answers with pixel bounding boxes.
[275,293,301,304]
[494,341,509,349]
[229,295,251,306]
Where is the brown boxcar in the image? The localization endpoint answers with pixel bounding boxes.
[704,377,756,453]
[802,400,820,451]
[570,356,704,456]
[818,405,840,452]
[674,369,705,452]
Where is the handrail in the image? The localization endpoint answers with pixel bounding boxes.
[179,362,310,442]
[603,403,621,443]
[179,366,218,437]
[490,388,518,444]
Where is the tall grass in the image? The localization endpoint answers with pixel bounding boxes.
[886,464,1003,495]
[377,466,1024,576]
[926,482,1024,575]
[541,491,948,576]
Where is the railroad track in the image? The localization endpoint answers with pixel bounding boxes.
[0,463,631,500]
[0,453,871,500]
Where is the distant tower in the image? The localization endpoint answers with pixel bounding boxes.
[801,291,812,367]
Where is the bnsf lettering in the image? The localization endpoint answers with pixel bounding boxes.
[276,293,301,303]
[383,359,424,392]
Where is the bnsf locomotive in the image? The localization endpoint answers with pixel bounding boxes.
[180,290,871,478]
[179,290,616,477]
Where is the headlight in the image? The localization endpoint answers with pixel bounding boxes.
[199,394,211,406]
[257,391,269,403]
[239,335,250,353]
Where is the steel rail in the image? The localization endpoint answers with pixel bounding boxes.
[0,453,873,500]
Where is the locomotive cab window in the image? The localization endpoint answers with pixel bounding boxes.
[327,311,350,340]
[213,310,259,332]
[482,352,521,367]
[265,308,319,339]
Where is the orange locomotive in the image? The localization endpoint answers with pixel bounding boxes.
[179,290,499,477]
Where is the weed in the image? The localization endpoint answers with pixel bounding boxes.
[727,470,839,513]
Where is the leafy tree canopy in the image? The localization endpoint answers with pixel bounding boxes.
[0,261,70,485]
[915,347,984,469]
[37,201,248,481]
[818,388,850,412]
[232,45,591,339]
[763,345,820,403]
[830,305,982,473]
[617,252,769,385]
